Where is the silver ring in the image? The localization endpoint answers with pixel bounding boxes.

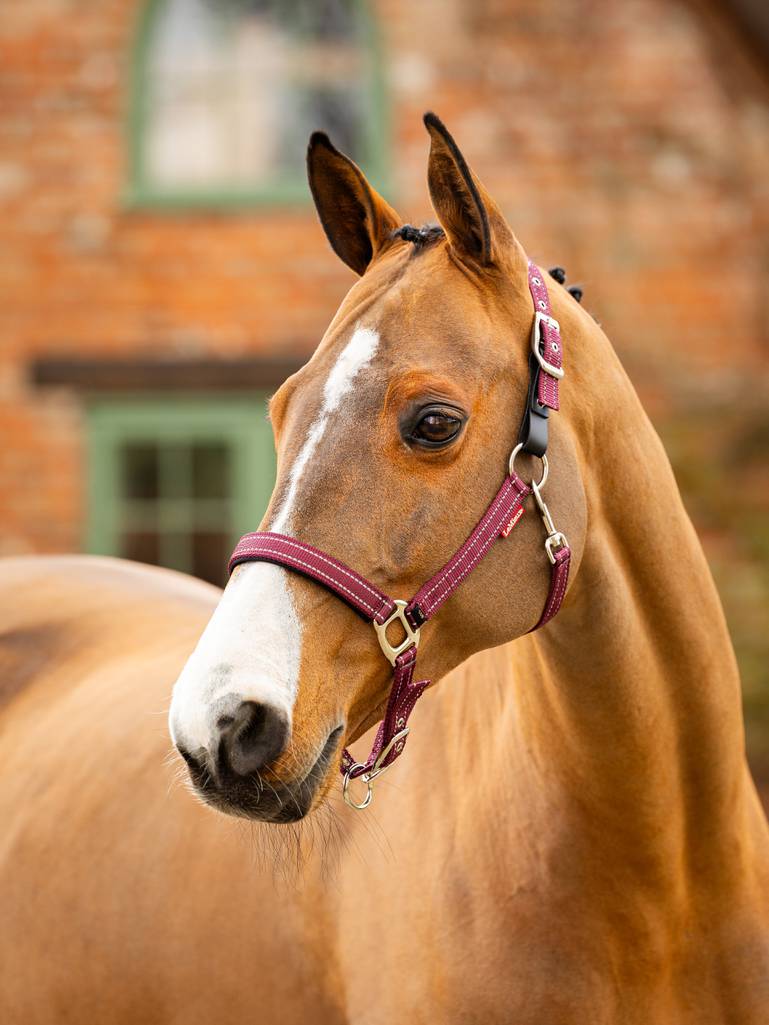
[508,442,549,490]
[342,764,373,810]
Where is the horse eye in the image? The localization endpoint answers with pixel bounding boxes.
[410,408,463,448]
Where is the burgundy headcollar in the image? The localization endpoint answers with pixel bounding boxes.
[229,261,570,809]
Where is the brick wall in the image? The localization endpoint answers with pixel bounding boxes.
[1,0,767,546]
[1,0,768,759]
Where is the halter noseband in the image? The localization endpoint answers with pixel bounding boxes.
[228,260,571,809]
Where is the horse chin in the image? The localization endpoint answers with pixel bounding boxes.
[184,725,344,824]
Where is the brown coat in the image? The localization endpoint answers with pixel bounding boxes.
[1,115,768,1024]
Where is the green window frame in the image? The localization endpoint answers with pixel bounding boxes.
[86,396,276,585]
[125,0,389,210]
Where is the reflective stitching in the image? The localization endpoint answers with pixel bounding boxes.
[533,550,570,629]
[233,534,390,609]
[416,481,528,615]
[422,504,513,613]
[232,543,387,618]
[530,260,561,410]
[541,551,569,625]
[255,535,386,602]
[419,481,516,603]
[420,489,524,612]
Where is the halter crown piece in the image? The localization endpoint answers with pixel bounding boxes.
[229,261,571,809]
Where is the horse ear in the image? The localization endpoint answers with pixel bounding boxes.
[423,112,517,266]
[307,132,401,276]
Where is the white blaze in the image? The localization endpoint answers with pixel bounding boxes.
[169,562,301,752]
[169,326,380,753]
[271,325,380,533]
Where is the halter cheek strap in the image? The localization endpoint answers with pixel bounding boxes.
[228,261,571,809]
[229,472,533,797]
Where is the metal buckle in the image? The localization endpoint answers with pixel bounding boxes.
[342,727,410,809]
[373,600,421,666]
[532,479,569,564]
[544,532,568,565]
[531,311,565,379]
[369,728,410,780]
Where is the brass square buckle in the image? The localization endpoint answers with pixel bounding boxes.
[531,311,565,379]
[373,600,421,666]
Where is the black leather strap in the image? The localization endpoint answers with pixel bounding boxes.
[517,351,549,457]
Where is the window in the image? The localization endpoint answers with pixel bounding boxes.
[129,0,386,206]
[86,397,275,586]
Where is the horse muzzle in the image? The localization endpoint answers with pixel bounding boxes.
[175,715,344,823]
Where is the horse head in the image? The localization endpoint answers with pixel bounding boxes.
[168,114,589,822]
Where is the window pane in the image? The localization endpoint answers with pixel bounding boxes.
[192,443,230,499]
[192,530,230,586]
[122,444,159,499]
[143,0,372,191]
[123,530,161,567]
[294,0,360,41]
[277,83,363,174]
[162,443,192,498]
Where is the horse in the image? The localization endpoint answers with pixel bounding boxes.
[1,112,768,1024]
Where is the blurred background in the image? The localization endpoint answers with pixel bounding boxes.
[0,0,767,780]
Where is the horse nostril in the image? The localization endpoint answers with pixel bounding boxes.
[177,746,203,773]
[220,701,289,777]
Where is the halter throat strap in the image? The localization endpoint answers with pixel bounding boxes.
[227,261,571,808]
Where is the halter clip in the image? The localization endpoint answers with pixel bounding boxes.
[342,727,410,809]
[532,479,569,564]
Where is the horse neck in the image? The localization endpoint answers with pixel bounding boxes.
[457,328,761,889]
